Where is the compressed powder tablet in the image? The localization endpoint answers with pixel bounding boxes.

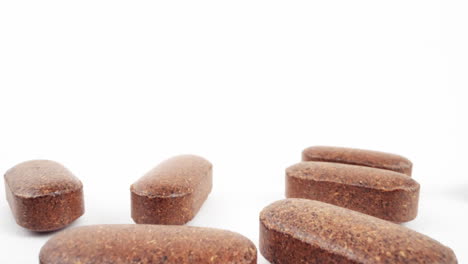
[260,199,457,264]
[4,160,84,232]
[302,146,413,176]
[286,161,419,222]
[40,224,257,264]
[131,155,212,225]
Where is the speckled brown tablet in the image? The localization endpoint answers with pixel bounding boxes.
[286,161,419,222]
[131,155,212,225]
[302,146,413,176]
[260,199,457,264]
[4,160,84,232]
[40,224,257,264]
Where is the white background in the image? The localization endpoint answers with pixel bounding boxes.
[0,0,467,263]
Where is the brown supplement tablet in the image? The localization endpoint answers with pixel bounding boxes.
[131,155,212,225]
[302,146,413,176]
[286,161,419,222]
[40,224,257,264]
[260,199,457,264]
[4,160,84,232]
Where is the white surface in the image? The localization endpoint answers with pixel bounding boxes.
[0,0,467,263]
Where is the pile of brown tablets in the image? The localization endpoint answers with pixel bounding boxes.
[3,146,458,263]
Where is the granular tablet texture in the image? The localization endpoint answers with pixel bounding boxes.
[131,154,212,225]
[302,146,413,176]
[4,160,84,232]
[286,161,419,222]
[39,224,257,264]
[260,199,457,264]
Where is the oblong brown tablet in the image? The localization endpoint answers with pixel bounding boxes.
[286,161,419,222]
[302,146,413,176]
[40,224,257,264]
[4,160,84,232]
[131,155,212,225]
[260,199,457,264]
